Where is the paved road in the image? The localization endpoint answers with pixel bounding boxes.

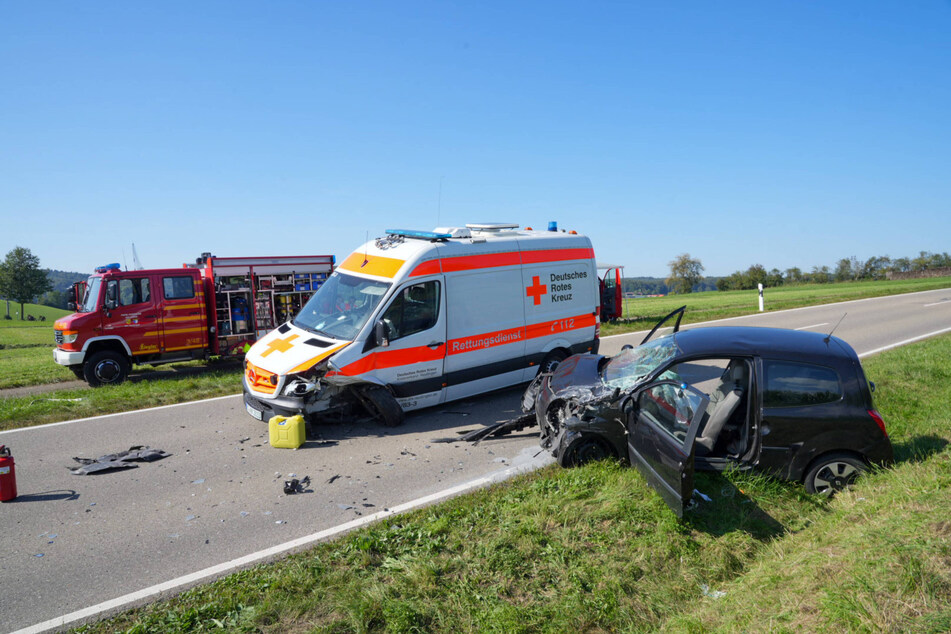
[2,288,950,633]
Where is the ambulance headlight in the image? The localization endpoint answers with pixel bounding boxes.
[284,379,318,396]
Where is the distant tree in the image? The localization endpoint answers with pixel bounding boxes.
[834,258,855,282]
[857,256,890,280]
[0,246,52,319]
[889,257,912,273]
[784,267,804,284]
[37,290,67,310]
[810,265,832,284]
[666,254,705,294]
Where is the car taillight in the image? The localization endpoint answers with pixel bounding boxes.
[868,409,888,437]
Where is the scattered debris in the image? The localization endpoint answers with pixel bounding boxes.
[431,414,536,445]
[701,584,726,599]
[693,489,712,503]
[283,476,311,494]
[327,474,341,484]
[69,446,171,475]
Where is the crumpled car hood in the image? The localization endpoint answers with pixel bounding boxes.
[549,353,605,394]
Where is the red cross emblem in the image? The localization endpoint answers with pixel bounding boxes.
[526,276,547,305]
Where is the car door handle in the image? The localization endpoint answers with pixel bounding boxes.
[428,341,445,349]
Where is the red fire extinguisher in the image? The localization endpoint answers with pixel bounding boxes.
[0,444,17,502]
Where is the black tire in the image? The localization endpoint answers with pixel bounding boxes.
[539,349,568,375]
[357,385,404,427]
[804,452,867,495]
[561,435,614,468]
[83,350,130,387]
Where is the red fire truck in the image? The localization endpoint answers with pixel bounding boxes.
[54,253,335,386]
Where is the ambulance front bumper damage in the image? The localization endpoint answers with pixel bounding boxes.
[243,363,370,422]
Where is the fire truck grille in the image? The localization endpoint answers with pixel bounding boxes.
[54,330,64,345]
[246,361,277,395]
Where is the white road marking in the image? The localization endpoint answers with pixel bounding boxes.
[794,323,829,331]
[924,300,950,307]
[858,326,951,358]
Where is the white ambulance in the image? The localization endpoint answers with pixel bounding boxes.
[242,223,601,426]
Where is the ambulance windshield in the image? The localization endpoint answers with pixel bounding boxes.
[293,272,391,340]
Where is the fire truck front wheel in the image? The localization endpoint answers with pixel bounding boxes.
[356,385,404,427]
[84,350,130,387]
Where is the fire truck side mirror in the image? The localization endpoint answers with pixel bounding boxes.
[67,302,76,311]
[104,283,118,310]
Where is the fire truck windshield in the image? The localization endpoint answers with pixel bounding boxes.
[293,272,390,341]
[80,276,102,313]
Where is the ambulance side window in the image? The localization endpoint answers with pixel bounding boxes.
[381,281,440,341]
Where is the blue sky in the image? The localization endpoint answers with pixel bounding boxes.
[2,1,949,277]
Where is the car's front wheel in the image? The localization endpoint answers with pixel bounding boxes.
[561,435,614,468]
[804,452,867,495]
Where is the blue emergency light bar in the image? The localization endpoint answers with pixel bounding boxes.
[385,229,453,241]
[94,263,122,273]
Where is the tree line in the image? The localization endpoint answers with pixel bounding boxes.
[715,251,951,291]
[663,251,951,295]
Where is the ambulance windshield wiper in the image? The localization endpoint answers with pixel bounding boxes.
[291,319,336,340]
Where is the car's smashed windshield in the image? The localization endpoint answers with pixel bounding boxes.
[602,335,679,390]
[293,272,390,340]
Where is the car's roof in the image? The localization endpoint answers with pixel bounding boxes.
[670,326,857,362]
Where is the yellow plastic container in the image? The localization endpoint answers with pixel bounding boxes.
[268,414,307,449]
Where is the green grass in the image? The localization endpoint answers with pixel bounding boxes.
[0,368,242,430]
[0,304,74,388]
[74,332,951,633]
[0,302,69,325]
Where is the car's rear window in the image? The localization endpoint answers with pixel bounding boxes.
[763,360,842,407]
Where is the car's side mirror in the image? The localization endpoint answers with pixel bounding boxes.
[67,302,76,311]
[374,319,390,348]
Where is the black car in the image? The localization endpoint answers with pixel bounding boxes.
[523,309,894,516]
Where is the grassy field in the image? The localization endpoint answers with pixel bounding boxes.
[0,301,70,325]
[0,303,231,391]
[74,331,951,633]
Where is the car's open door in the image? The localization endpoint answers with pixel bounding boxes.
[625,380,709,517]
[639,305,686,345]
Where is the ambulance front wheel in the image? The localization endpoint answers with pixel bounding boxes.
[358,385,405,427]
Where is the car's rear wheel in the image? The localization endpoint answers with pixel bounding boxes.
[804,452,867,495]
[561,435,614,468]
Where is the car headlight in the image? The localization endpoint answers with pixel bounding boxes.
[62,331,79,344]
